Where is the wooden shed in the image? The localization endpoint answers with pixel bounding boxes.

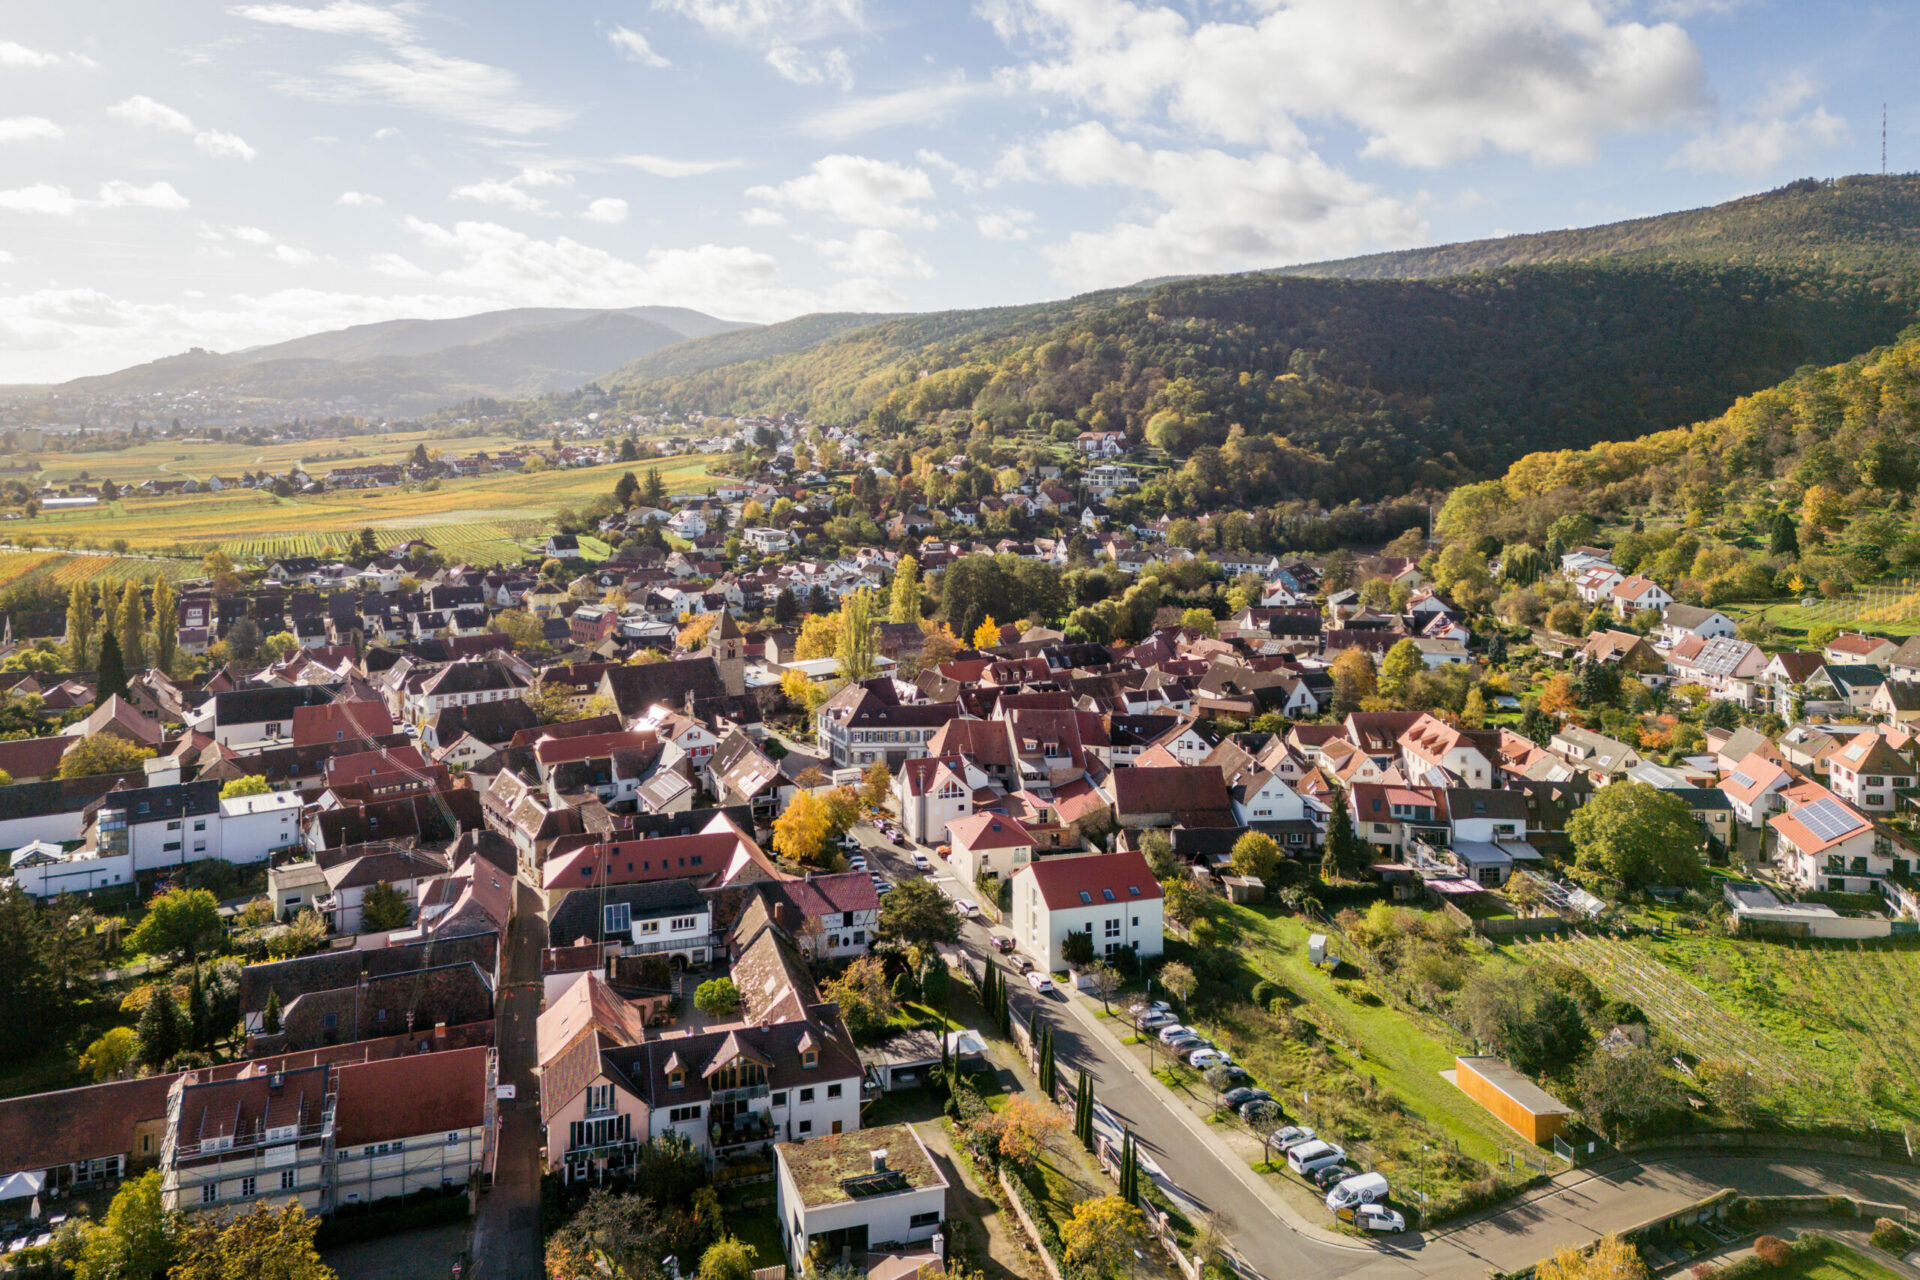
[1452,1055,1572,1144]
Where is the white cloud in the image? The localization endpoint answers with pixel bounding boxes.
[614,153,741,177]
[226,1,413,42]
[1009,121,1424,287]
[917,149,978,191]
[372,126,400,139]
[980,0,1706,167]
[652,0,865,40]
[229,225,277,244]
[109,94,194,133]
[799,78,989,137]
[0,40,96,68]
[452,166,574,214]
[0,117,64,144]
[1671,75,1846,174]
[975,208,1034,241]
[0,181,191,215]
[109,95,257,160]
[195,129,259,160]
[234,2,571,134]
[766,41,852,89]
[367,251,429,277]
[0,250,13,264]
[273,243,320,265]
[609,25,672,67]
[747,154,936,228]
[584,197,631,224]
[399,213,901,319]
[807,227,932,277]
[741,207,787,227]
[97,181,191,210]
[337,190,384,205]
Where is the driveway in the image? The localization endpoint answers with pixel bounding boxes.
[854,820,1920,1280]
[468,876,548,1280]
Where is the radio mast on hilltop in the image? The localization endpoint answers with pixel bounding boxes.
[1884,103,1889,175]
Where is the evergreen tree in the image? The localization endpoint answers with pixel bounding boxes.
[773,588,800,627]
[1322,789,1367,882]
[1075,1071,1095,1150]
[96,631,128,701]
[187,964,211,1052]
[614,470,640,508]
[150,577,178,675]
[1119,1131,1139,1202]
[1485,629,1509,666]
[643,466,667,507]
[116,580,146,671]
[1769,508,1799,556]
[263,987,282,1035]
[137,986,182,1068]
[66,582,94,668]
[1039,1026,1056,1095]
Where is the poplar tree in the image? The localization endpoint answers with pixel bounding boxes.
[889,556,922,624]
[117,580,146,671]
[66,582,94,668]
[150,577,178,675]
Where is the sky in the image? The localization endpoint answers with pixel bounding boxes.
[0,0,1912,384]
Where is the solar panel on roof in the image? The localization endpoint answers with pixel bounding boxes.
[1795,797,1864,842]
[1729,771,1757,790]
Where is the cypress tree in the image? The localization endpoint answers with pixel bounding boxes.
[1039,1026,1056,1096]
[263,987,282,1035]
[138,986,183,1069]
[187,964,211,1052]
[96,630,128,701]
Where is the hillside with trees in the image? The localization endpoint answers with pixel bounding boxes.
[598,179,1920,508]
[1433,321,1920,622]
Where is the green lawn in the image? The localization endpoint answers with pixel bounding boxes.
[1770,1238,1907,1280]
[718,1189,786,1269]
[1222,904,1524,1166]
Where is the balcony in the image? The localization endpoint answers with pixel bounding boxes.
[710,1111,775,1150]
[622,932,719,958]
[709,1082,770,1107]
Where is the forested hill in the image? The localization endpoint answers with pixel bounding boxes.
[1282,175,1920,280]
[608,260,1917,508]
[1434,321,1920,605]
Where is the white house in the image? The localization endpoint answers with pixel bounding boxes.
[1657,605,1737,646]
[1398,714,1496,787]
[1719,751,1793,829]
[1610,575,1672,616]
[894,756,991,845]
[1769,782,1913,894]
[1824,729,1916,814]
[944,813,1035,887]
[744,527,794,554]
[1011,850,1164,972]
[775,1124,948,1275]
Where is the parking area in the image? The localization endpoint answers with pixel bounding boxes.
[322,1221,468,1280]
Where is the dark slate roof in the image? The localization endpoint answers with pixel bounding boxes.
[213,683,337,727]
[0,771,148,821]
[548,878,709,948]
[90,778,221,825]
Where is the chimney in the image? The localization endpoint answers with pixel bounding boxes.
[870,1149,888,1173]
[434,1021,447,1039]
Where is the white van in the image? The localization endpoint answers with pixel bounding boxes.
[1325,1172,1389,1212]
[1287,1141,1346,1176]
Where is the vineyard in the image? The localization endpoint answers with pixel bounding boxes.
[0,549,197,593]
[1520,931,1920,1124]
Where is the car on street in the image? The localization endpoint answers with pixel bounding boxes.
[912,853,932,871]
[1016,955,1035,973]
[991,935,1014,953]
[1346,1204,1407,1234]
[1220,1087,1271,1109]
[873,880,894,895]
[1026,972,1056,993]
[955,899,979,918]
[1156,1024,1195,1045]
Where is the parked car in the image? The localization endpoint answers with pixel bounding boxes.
[1346,1204,1407,1234]
[1165,1038,1210,1056]
[1312,1163,1358,1190]
[1220,1087,1271,1109]
[937,844,952,857]
[955,899,979,918]
[912,853,932,871]
[1270,1126,1317,1153]
[1215,1066,1252,1087]
[1127,1000,1172,1018]
[847,855,868,871]
[991,935,1014,953]
[874,881,894,895]
[1136,1012,1179,1033]
[1156,1025,1195,1045]
[1186,1049,1233,1069]
[1026,972,1056,993]
[1326,1172,1389,1212]
[1016,955,1035,973]
[1287,1141,1346,1177]
[1238,1098,1278,1122]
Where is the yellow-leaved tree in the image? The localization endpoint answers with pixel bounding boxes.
[972,614,1000,650]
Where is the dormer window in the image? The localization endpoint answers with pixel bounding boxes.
[669,1070,685,1088]
[802,1050,818,1069]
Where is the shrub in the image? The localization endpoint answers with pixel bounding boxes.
[1871,1219,1912,1252]
[1250,979,1280,1008]
[1752,1237,1791,1268]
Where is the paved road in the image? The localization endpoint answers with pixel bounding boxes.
[849,821,1920,1280]
[469,877,547,1280]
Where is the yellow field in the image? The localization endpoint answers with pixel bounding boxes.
[26,428,530,487]
[8,452,719,567]
[0,550,198,592]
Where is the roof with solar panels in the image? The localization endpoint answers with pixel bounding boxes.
[1768,782,1872,854]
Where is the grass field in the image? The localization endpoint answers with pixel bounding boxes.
[1764,1238,1906,1280]
[5,453,718,566]
[1723,594,1920,639]
[1515,931,1920,1126]
[24,427,531,487]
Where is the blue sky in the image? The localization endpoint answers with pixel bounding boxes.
[0,0,1910,383]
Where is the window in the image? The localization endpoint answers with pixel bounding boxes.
[772,1091,788,1108]
[201,1183,219,1204]
[280,1169,296,1191]
[640,920,660,934]
[446,1132,462,1145]
[669,1070,685,1089]
[603,903,631,935]
[802,1050,818,1069]
[671,916,697,931]
[1105,918,1121,938]
[668,1105,700,1123]
[827,1084,842,1099]
[799,1087,815,1103]
[797,1120,813,1135]
[910,1212,941,1229]
[587,1084,613,1114]
[240,1176,257,1198]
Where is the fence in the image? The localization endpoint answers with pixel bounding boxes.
[998,1167,1065,1280]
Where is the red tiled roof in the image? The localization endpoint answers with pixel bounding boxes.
[292,700,395,747]
[542,831,741,890]
[334,1044,491,1146]
[947,812,1034,851]
[1023,851,1163,911]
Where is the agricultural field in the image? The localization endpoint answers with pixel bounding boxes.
[22,427,531,488]
[5,453,718,565]
[1515,930,1920,1126]
[1721,585,1920,640]
[0,548,197,593]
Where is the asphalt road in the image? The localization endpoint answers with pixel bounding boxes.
[469,877,548,1280]
[848,820,1920,1280]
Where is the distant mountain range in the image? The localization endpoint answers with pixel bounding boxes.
[53,305,753,415]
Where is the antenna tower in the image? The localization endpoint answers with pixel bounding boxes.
[1883,103,1888,175]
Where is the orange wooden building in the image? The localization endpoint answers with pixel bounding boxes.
[1453,1056,1572,1144]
